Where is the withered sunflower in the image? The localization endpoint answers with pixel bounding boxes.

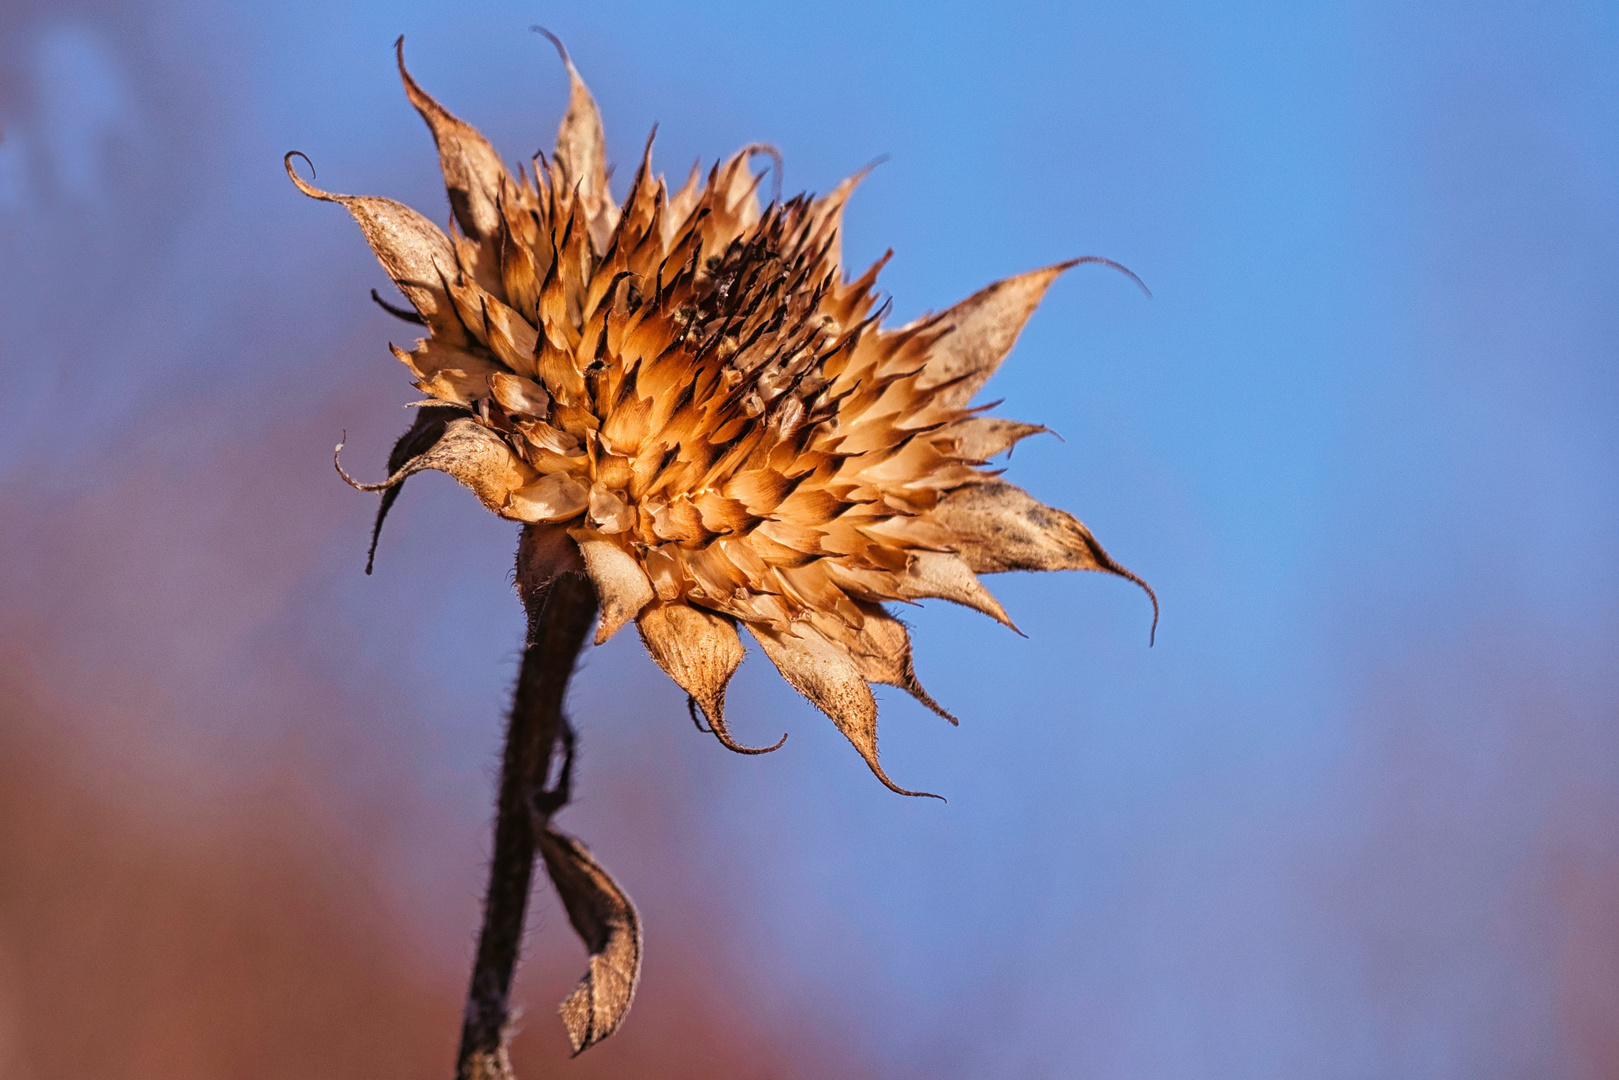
[290,33,1154,1073]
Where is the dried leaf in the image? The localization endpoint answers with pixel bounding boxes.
[748,624,940,798]
[576,538,655,644]
[636,602,785,753]
[932,479,1157,638]
[913,262,1076,410]
[396,38,509,243]
[536,826,642,1056]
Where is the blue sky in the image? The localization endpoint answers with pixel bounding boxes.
[1,1,1616,1077]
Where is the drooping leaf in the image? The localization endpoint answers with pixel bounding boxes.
[335,417,533,517]
[365,405,463,574]
[536,826,642,1056]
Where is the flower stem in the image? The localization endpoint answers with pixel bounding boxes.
[455,533,598,1080]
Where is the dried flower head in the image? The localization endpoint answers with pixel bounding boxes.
[291,36,1155,799]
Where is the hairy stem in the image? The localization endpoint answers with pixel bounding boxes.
[455,530,597,1080]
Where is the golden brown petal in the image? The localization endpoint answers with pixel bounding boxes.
[396,37,509,244]
[284,153,462,340]
[932,479,1158,640]
[507,472,590,523]
[576,537,655,644]
[536,826,642,1056]
[747,623,941,799]
[912,261,1077,410]
[636,602,786,754]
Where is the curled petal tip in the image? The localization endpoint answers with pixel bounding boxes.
[1064,255,1152,298]
[284,151,339,202]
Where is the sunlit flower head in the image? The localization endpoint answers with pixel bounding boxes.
[291,35,1155,797]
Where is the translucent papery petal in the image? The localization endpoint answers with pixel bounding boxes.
[931,479,1158,638]
[636,602,786,754]
[507,472,589,522]
[337,416,533,517]
[536,29,617,251]
[836,606,957,725]
[747,623,941,799]
[895,550,1017,631]
[536,825,642,1056]
[396,38,509,245]
[284,155,463,341]
[576,537,655,644]
[911,261,1078,410]
[938,417,1051,462]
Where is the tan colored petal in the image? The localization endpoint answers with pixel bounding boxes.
[536,826,642,1056]
[747,624,940,799]
[506,472,589,523]
[940,417,1051,462]
[488,371,551,417]
[912,261,1076,410]
[844,607,957,724]
[535,29,617,249]
[284,153,460,337]
[335,416,533,517]
[896,550,1017,631]
[636,602,785,754]
[396,38,508,243]
[577,538,654,644]
[932,479,1157,638]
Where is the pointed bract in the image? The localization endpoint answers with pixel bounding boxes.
[397,38,509,244]
[576,538,654,644]
[914,261,1076,409]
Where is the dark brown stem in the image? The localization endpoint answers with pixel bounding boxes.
[455,528,597,1080]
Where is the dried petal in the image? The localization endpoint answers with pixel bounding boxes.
[336,417,532,517]
[535,29,617,248]
[396,38,508,243]
[748,623,940,799]
[941,417,1050,462]
[913,261,1076,409]
[932,479,1157,638]
[536,826,642,1056]
[284,153,460,334]
[636,602,785,754]
[506,472,590,522]
[576,538,655,644]
[896,550,1017,631]
[845,607,957,724]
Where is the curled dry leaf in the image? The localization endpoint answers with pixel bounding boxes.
[536,826,643,1056]
[302,35,1154,803]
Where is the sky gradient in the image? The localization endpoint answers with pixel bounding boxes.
[1,1,1616,1077]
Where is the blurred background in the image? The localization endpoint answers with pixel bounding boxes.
[1,0,1615,1077]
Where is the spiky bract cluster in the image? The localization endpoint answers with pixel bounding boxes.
[292,37,1154,796]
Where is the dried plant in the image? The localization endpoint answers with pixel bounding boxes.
[289,32,1155,1079]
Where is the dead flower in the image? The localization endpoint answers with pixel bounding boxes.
[290,33,1155,1068]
